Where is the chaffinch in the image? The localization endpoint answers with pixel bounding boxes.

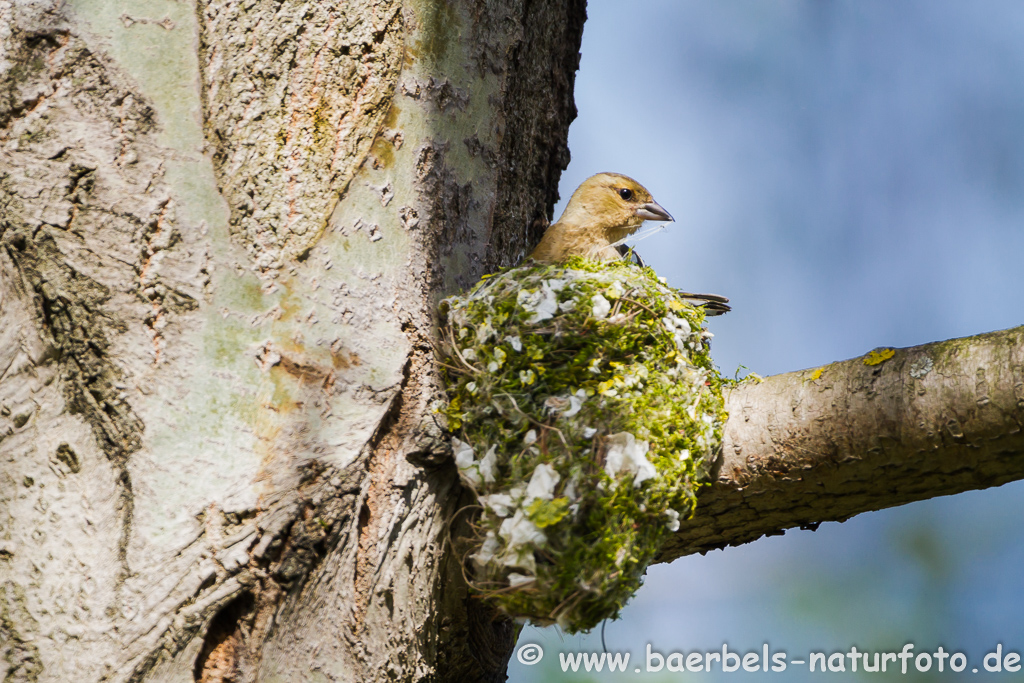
[529,172,730,315]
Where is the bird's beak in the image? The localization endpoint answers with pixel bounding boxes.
[635,201,674,222]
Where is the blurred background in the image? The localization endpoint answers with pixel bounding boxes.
[508,1,1024,680]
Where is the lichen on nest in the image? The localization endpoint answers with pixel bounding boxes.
[437,256,726,633]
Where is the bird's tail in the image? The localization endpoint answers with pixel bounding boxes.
[612,246,731,315]
[677,292,731,316]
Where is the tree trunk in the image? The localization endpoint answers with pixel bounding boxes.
[0,1,583,681]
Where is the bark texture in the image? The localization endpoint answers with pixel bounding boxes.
[661,326,1024,562]
[0,0,584,681]
[199,0,405,271]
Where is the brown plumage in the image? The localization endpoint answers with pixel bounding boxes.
[530,172,673,264]
[528,172,731,315]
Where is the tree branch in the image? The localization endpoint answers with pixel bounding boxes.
[660,325,1024,562]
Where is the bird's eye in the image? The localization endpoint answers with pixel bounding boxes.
[618,188,634,200]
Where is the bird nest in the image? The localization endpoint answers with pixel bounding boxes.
[437,257,726,633]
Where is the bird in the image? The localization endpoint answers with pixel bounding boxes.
[528,172,731,316]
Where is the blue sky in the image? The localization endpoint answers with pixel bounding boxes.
[510,2,1024,680]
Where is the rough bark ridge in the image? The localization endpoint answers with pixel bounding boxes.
[0,0,584,681]
[198,0,405,272]
[661,326,1024,562]
[486,0,586,270]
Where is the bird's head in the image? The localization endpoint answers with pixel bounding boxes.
[557,172,674,242]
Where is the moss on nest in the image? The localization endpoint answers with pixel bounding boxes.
[438,257,726,633]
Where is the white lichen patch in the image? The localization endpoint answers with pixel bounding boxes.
[439,257,727,633]
[910,355,934,379]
